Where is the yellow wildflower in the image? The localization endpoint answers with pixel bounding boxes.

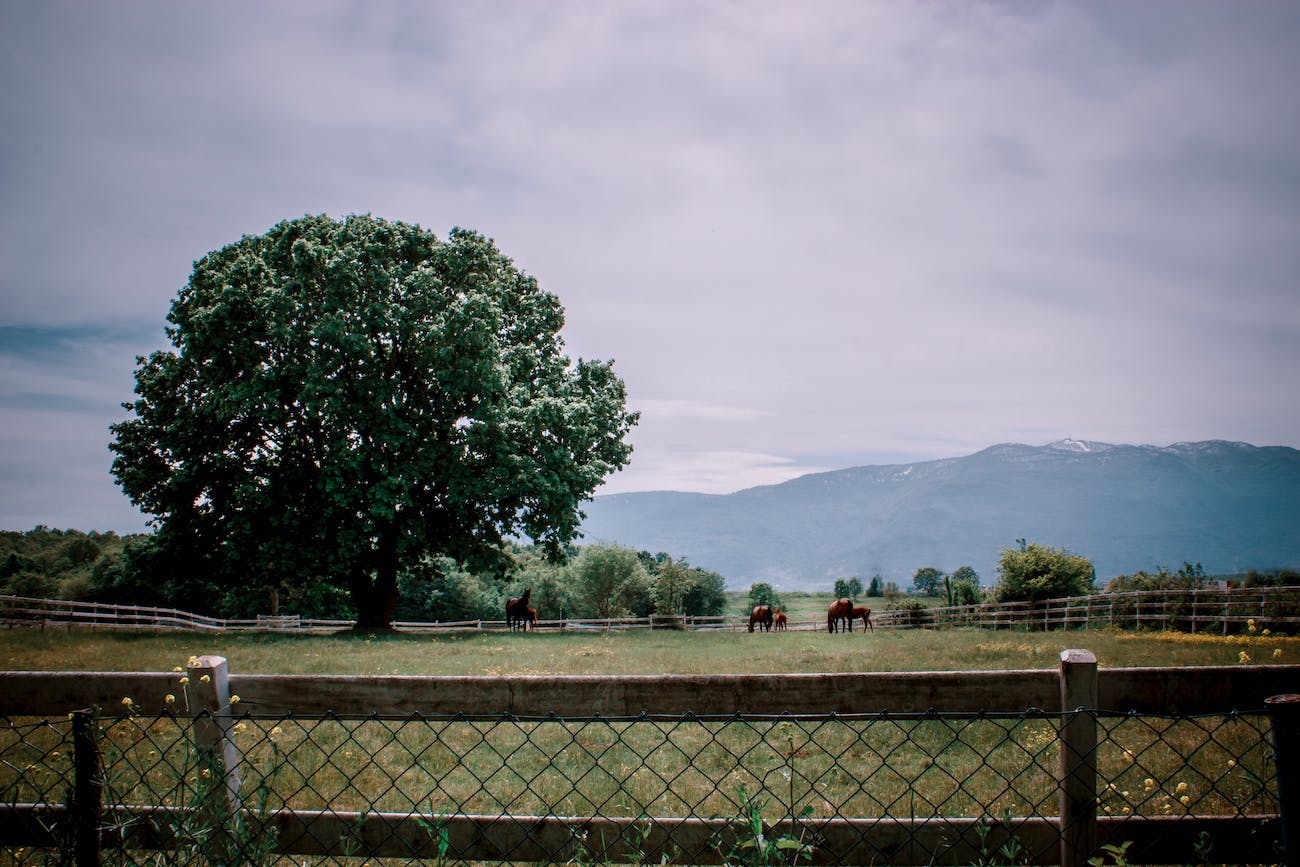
[1239,651,1252,664]
[200,674,211,683]
[1228,759,1237,768]
[229,695,240,705]
[165,694,176,705]
[1248,619,1256,633]
[179,676,189,685]
[1175,782,1188,794]
[172,666,183,673]
[1275,648,1284,659]
[200,768,211,779]
[1262,628,1271,636]
[1180,795,1190,805]
[187,656,200,667]
[121,697,133,708]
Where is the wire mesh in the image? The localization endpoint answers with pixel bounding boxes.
[0,708,1282,866]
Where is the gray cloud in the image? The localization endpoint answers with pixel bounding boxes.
[2,0,1297,528]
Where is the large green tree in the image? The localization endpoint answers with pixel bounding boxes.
[110,215,638,629]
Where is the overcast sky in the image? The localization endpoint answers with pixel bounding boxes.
[3,1,1299,534]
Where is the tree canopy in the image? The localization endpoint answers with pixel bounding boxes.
[110,215,638,628]
[911,567,944,596]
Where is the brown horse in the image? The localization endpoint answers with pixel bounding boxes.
[827,597,854,633]
[773,609,788,631]
[526,606,540,630]
[748,604,774,633]
[851,605,874,632]
[506,588,532,631]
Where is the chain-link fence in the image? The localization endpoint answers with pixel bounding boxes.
[1,703,1285,866]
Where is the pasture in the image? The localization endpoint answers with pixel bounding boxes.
[3,623,1295,864]
[1,622,1291,676]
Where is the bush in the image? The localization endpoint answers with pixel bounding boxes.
[566,543,651,619]
[994,540,1095,603]
[747,582,782,610]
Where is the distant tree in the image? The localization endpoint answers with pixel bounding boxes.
[680,567,728,616]
[882,580,902,600]
[833,576,864,599]
[912,567,944,596]
[109,216,637,630]
[867,574,883,596]
[652,559,692,615]
[1106,562,1209,593]
[748,582,782,610]
[995,541,1095,603]
[943,565,982,606]
[567,543,650,619]
[1243,568,1300,588]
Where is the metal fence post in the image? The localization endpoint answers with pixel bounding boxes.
[1266,694,1300,867]
[71,708,102,867]
[1059,649,1098,867]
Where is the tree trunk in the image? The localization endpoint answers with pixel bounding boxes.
[349,528,400,631]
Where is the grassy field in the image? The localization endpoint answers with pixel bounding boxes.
[1,623,1291,676]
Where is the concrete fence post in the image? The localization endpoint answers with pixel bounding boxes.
[188,655,243,858]
[1059,649,1099,867]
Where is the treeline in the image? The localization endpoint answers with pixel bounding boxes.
[0,528,728,622]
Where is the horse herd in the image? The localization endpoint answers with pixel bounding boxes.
[748,598,873,633]
[505,588,873,634]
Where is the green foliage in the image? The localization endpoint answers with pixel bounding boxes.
[566,543,652,618]
[911,566,944,595]
[394,557,501,622]
[1,527,135,602]
[747,582,782,610]
[718,786,814,867]
[994,540,1096,603]
[832,576,863,599]
[108,215,637,628]
[1106,562,1209,593]
[943,565,982,606]
[866,574,883,597]
[1241,568,1300,587]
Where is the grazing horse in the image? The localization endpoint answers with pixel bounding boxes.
[505,588,532,631]
[850,605,874,632]
[525,606,540,630]
[748,604,775,633]
[827,597,855,633]
[773,609,788,631]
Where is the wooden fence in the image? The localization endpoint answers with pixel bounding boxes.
[4,586,1300,635]
[3,653,1299,865]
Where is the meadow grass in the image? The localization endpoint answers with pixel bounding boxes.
[1,624,1291,676]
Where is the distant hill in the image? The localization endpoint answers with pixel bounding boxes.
[578,440,1300,589]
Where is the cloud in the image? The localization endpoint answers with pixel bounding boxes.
[1,1,1298,529]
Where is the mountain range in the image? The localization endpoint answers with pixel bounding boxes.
[578,440,1300,590]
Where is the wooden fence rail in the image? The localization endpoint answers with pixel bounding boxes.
[4,586,1300,635]
[3,654,1299,865]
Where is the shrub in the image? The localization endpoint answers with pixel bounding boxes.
[994,540,1095,603]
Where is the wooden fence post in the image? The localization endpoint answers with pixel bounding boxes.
[188,655,243,856]
[1266,694,1300,867]
[71,708,102,867]
[1059,649,1098,867]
